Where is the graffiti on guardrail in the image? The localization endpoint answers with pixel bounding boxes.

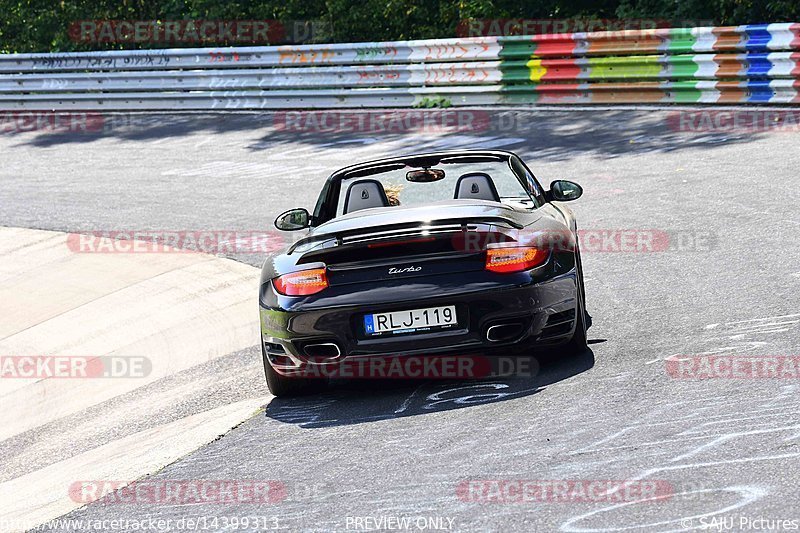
[358,71,402,81]
[355,46,399,59]
[422,43,488,60]
[278,49,337,64]
[422,66,492,83]
[28,53,171,69]
[3,24,799,108]
[209,51,241,63]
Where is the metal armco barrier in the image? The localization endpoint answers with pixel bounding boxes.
[1,23,799,110]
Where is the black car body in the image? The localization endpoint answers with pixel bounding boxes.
[259,149,588,396]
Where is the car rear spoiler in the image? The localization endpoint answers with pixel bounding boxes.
[288,216,525,255]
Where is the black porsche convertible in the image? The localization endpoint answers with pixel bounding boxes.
[259,149,588,396]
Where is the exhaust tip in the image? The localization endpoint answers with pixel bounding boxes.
[264,341,303,369]
[486,323,525,343]
[303,342,342,362]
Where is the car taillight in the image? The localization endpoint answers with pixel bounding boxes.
[485,246,549,273]
[274,268,328,296]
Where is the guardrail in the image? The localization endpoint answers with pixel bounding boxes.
[1,23,799,109]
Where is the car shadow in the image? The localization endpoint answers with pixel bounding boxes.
[263,347,595,428]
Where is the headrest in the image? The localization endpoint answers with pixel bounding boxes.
[454,172,500,202]
[343,179,390,214]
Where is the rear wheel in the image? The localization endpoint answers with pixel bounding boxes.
[564,246,588,354]
[261,344,321,397]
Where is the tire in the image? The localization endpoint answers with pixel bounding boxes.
[564,246,588,354]
[261,343,320,397]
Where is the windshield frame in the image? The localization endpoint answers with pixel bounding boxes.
[311,150,541,226]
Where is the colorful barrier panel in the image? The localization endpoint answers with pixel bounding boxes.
[1,23,799,109]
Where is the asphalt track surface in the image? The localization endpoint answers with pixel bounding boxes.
[1,108,800,532]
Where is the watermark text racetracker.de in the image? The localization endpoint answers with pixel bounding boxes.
[0,112,106,134]
[567,228,713,253]
[668,110,800,133]
[276,355,539,380]
[68,19,328,44]
[0,112,208,136]
[273,110,516,134]
[457,18,714,36]
[0,355,151,379]
[69,480,290,505]
[0,112,194,135]
[667,355,800,379]
[454,228,716,254]
[66,228,716,255]
[66,230,288,255]
[457,479,674,503]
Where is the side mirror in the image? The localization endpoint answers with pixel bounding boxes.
[274,208,310,231]
[548,180,583,202]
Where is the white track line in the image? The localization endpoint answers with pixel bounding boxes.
[0,227,267,530]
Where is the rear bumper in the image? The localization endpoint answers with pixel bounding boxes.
[260,269,579,372]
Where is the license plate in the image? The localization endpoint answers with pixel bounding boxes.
[364,305,457,336]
